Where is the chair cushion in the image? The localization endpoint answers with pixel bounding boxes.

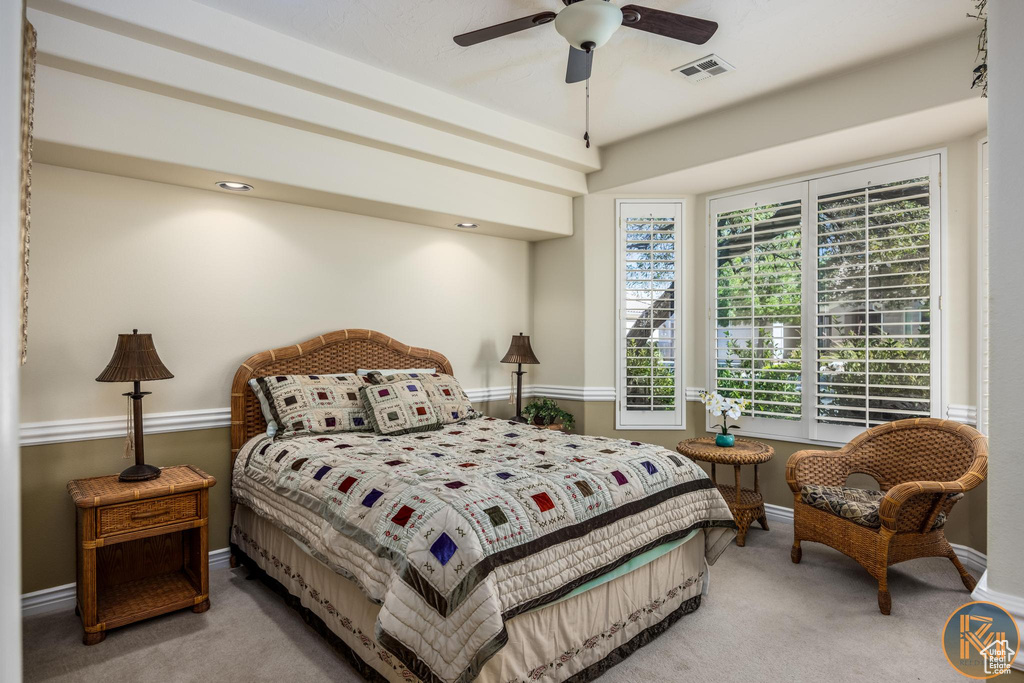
[801,485,884,528]
[800,485,956,530]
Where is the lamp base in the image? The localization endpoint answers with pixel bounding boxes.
[118,463,161,482]
[510,415,528,424]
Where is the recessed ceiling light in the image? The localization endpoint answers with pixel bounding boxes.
[456,222,478,229]
[216,181,253,191]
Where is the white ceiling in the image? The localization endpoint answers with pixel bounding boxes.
[193,0,978,145]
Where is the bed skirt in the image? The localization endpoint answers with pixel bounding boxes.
[231,504,706,683]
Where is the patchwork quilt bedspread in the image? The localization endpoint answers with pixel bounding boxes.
[232,416,736,683]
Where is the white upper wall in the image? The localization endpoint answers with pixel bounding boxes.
[26,0,596,240]
[31,0,599,172]
[588,30,982,194]
[985,0,1024,601]
[192,0,975,145]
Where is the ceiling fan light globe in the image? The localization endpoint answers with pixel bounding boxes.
[554,0,623,51]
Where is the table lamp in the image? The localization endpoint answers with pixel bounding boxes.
[96,329,173,481]
[500,333,539,423]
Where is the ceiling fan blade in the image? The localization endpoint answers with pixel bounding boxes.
[620,5,718,45]
[453,11,556,47]
[565,46,593,84]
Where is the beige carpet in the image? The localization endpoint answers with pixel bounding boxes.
[22,522,1021,682]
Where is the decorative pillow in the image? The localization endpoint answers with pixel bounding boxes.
[248,378,279,437]
[254,374,374,438]
[359,378,442,435]
[371,372,478,424]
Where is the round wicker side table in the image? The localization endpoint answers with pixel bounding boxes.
[677,437,774,547]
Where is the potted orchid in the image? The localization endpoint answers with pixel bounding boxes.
[700,391,749,447]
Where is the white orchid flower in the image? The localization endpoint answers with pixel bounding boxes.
[727,406,741,420]
[821,360,846,376]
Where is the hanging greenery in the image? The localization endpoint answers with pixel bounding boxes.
[969,0,987,97]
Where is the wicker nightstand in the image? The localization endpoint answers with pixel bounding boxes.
[67,465,216,645]
[677,438,774,547]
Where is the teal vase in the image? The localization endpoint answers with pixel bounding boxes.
[715,433,735,447]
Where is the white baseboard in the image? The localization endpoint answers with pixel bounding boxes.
[972,571,1024,671]
[763,503,987,576]
[21,547,232,618]
[21,583,76,618]
[208,546,232,570]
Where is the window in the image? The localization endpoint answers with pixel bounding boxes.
[708,155,942,444]
[711,184,806,440]
[616,200,684,429]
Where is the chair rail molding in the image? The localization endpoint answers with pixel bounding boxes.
[20,385,637,446]
[20,408,232,446]
[946,404,978,425]
[21,394,981,446]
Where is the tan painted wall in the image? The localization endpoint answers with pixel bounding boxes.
[19,400,516,594]
[21,164,531,424]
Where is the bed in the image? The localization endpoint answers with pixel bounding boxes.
[228,330,736,683]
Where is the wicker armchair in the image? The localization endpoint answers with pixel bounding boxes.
[786,418,987,614]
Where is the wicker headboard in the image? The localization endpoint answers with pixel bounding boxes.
[229,329,453,463]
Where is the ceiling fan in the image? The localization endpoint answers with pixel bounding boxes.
[453,0,719,84]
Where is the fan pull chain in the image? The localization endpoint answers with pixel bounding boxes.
[584,75,591,148]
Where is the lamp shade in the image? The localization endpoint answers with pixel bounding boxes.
[500,333,540,365]
[96,329,174,383]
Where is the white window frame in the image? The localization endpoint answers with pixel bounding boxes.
[706,182,809,441]
[615,199,685,430]
[977,138,990,434]
[706,151,946,446]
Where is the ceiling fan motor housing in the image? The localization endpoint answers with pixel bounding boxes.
[555,0,623,51]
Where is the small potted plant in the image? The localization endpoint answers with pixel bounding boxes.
[522,398,575,432]
[699,391,748,447]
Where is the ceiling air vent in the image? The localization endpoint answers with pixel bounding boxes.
[672,54,735,84]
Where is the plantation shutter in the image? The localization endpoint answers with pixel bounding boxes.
[809,155,941,443]
[616,201,684,429]
[709,184,807,439]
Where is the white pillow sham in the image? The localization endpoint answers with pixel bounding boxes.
[249,372,369,437]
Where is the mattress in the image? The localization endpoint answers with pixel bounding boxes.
[232,416,736,682]
[232,503,708,683]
